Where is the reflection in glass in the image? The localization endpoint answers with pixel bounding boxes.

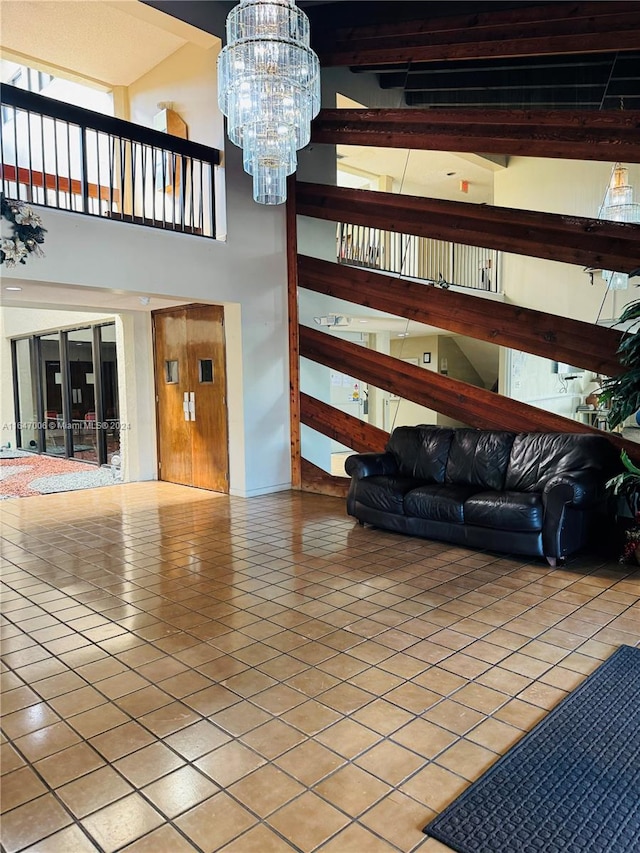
[99,324,120,464]
[67,328,97,462]
[39,333,64,455]
[14,338,38,451]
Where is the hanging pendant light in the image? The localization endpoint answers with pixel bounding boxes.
[600,163,640,291]
[217,0,321,206]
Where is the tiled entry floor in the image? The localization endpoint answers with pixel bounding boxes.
[1,483,639,853]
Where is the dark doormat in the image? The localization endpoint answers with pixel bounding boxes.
[423,644,640,853]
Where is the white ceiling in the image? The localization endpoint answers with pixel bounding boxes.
[1,280,191,314]
[0,1,217,88]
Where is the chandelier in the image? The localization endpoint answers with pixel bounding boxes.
[217,0,321,206]
[600,163,640,291]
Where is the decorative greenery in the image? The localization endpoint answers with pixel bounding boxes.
[620,519,640,564]
[606,449,640,515]
[599,299,640,429]
[606,450,640,562]
[1,194,46,267]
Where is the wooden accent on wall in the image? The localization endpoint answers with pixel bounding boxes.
[311,108,640,164]
[314,2,640,66]
[298,255,624,378]
[300,392,388,453]
[297,183,640,276]
[301,458,350,498]
[287,175,302,489]
[299,324,640,463]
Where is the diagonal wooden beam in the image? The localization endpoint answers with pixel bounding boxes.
[314,2,640,66]
[300,392,389,453]
[298,255,624,378]
[296,183,640,276]
[300,458,350,498]
[299,324,640,463]
[312,108,640,164]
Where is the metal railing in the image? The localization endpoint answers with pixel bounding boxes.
[337,222,501,292]
[0,85,220,238]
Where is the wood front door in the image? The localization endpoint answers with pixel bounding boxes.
[153,304,229,492]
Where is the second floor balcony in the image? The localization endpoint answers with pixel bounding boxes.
[1,85,221,239]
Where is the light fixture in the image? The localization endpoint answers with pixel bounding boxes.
[314,315,351,327]
[217,0,321,205]
[5,286,22,291]
[600,163,640,291]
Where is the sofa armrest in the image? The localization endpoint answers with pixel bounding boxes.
[345,452,398,480]
[542,472,602,510]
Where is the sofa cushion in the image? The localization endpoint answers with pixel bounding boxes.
[445,429,516,490]
[387,426,454,483]
[355,476,424,515]
[505,433,615,493]
[464,491,543,532]
[405,484,482,524]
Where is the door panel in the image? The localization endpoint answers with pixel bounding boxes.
[188,305,229,491]
[153,309,192,486]
[153,305,229,492]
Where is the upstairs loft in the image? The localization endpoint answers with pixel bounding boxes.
[1,84,221,240]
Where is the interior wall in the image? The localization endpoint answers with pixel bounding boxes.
[494,157,640,324]
[126,40,227,238]
[1,138,290,497]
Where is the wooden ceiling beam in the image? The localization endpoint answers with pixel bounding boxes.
[299,325,640,462]
[314,3,640,65]
[298,255,623,378]
[312,108,640,163]
[296,183,640,275]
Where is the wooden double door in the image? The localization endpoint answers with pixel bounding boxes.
[153,304,229,492]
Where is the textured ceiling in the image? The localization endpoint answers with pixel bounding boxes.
[0,1,213,87]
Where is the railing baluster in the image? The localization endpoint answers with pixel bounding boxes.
[1,83,220,240]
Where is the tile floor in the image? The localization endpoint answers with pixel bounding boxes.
[1,482,639,853]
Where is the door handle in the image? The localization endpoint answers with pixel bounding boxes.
[183,392,190,421]
[189,391,196,421]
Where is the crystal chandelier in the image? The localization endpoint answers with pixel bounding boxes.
[217,0,321,206]
[600,163,640,291]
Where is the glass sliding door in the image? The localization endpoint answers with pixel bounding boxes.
[67,327,98,462]
[13,322,120,465]
[39,333,66,455]
[99,324,120,463]
[13,337,40,451]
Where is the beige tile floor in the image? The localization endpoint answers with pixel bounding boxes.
[1,482,639,853]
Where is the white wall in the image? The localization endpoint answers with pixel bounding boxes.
[495,158,640,324]
[1,138,290,497]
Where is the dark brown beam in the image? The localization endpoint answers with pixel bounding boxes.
[312,108,640,163]
[296,183,640,276]
[301,458,350,498]
[298,255,623,378]
[299,325,640,462]
[300,392,389,454]
[315,3,640,66]
[287,175,302,489]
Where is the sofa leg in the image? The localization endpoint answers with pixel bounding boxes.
[357,519,365,526]
[546,556,557,568]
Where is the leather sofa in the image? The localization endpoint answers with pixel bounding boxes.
[345,426,617,564]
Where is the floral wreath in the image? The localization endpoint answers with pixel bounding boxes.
[1,194,46,268]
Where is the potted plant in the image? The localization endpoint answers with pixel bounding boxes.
[599,298,640,561]
[606,450,640,563]
[599,298,640,430]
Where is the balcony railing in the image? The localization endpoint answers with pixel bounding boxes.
[0,85,221,238]
[337,222,501,293]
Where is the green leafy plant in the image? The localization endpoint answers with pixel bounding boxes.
[606,449,640,516]
[606,450,640,562]
[599,298,640,429]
